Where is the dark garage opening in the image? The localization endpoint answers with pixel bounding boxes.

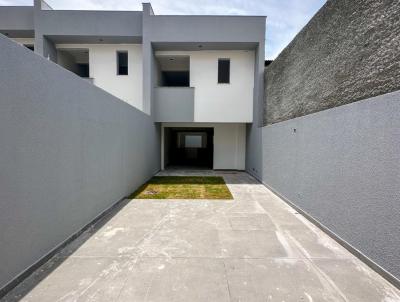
[164,127,213,169]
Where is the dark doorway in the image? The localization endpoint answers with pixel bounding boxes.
[164,127,213,169]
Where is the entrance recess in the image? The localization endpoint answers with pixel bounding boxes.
[164,127,213,169]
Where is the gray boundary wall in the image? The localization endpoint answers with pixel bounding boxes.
[261,91,400,280]
[0,35,160,291]
[254,0,400,282]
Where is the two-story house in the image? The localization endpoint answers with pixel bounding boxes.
[0,0,265,171]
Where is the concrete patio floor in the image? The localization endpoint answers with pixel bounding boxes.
[2,171,399,302]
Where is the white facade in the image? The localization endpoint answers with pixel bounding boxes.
[161,123,246,170]
[12,41,254,170]
[10,40,255,171]
[156,50,255,122]
[13,41,253,170]
[56,44,143,110]
[11,41,255,123]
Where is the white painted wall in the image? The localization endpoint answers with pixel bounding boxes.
[156,50,255,123]
[56,44,143,110]
[161,123,246,170]
[213,123,246,170]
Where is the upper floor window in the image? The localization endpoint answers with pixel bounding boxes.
[218,59,230,84]
[117,51,128,75]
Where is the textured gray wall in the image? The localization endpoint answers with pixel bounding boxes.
[0,35,160,291]
[261,91,400,279]
[264,0,400,125]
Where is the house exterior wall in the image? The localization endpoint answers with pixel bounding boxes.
[0,2,265,119]
[36,10,142,38]
[143,11,265,117]
[0,34,160,293]
[156,50,255,122]
[0,6,34,32]
[88,44,143,110]
[191,50,254,123]
[154,87,194,122]
[56,44,143,110]
[214,123,246,170]
[161,123,246,170]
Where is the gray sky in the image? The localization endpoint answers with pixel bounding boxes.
[0,0,326,59]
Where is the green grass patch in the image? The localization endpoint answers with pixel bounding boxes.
[129,176,233,199]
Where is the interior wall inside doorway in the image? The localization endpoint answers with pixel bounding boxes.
[162,123,246,170]
[164,128,214,169]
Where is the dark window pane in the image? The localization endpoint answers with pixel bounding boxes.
[77,63,89,78]
[218,59,230,83]
[25,45,34,51]
[161,71,189,87]
[117,51,128,75]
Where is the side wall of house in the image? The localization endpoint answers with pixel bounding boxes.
[259,0,400,280]
[0,35,160,292]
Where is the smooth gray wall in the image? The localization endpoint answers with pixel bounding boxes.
[37,10,142,37]
[154,87,194,122]
[264,0,400,125]
[261,91,400,280]
[0,35,160,291]
[0,6,34,31]
[246,42,266,180]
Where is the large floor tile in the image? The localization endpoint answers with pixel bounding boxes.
[224,258,345,302]
[117,258,230,302]
[135,221,223,258]
[312,258,400,302]
[62,226,152,257]
[3,257,129,302]
[219,230,287,258]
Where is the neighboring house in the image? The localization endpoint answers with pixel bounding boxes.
[0,0,265,171]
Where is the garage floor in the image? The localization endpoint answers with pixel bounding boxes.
[2,171,399,301]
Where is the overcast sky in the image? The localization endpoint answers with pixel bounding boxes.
[1,0,326,59]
